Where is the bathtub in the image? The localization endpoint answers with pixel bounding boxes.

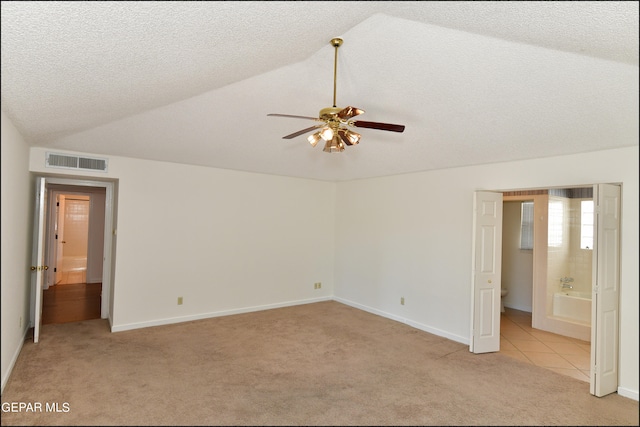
[552,290,592,325]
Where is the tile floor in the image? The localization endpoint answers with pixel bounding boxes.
[500,307,591,382]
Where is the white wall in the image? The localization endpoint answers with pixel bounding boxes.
[1,111,33,393]
[334,146,638,400]
[502,201,533,312]
[12,143,639,401]
[28,147,336,331]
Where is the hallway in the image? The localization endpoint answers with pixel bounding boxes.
[42,282,101,325]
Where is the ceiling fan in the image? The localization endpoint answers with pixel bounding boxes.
[268,37,405,153]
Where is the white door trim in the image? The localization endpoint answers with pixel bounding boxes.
[34,176,115,323]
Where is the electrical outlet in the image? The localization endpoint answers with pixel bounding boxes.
[401,297,405,305]
[177,297,183,305]
[314,282,322,289]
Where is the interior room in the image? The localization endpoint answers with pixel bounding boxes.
[1,2,638,425]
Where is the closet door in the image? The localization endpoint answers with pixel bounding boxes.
[471,191,503,353]
[590,184,620,397]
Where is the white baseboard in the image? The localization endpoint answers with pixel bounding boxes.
[110,296,332,332]
[333,297,469,345]
[617,386,639,401]
[1,326,30,396]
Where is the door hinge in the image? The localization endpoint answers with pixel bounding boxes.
[55,234,58,240]
[54,267,57,273]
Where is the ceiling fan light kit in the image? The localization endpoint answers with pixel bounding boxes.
[268,38,405,153]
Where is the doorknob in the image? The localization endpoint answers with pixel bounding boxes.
[31,266,36,271]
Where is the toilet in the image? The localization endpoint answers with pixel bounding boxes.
[500,288,508,313]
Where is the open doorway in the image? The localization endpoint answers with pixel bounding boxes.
[502,188,593,341]
[55,194,90,285]
[42,186,106,324]
[471,184,621,397]
[31,176,116,342]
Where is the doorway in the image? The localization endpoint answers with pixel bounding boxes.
[470,184,621,397]
[30,177,115,339]
[56,194,90,285]
[502,188,593,341]
[43,187,106,324]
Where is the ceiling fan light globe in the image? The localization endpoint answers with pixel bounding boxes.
[320,127,334,141]
[346,130,361,145]
[323,136,344,153]
[308,132,322,147]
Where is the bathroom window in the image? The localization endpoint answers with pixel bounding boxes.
[548,200,564,247]
[581,200,594,249]
[520,201,534,250]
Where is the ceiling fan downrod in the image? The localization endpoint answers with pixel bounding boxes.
[331,38,342,108]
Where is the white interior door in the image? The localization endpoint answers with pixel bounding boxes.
[30,177,47,343]
[590,183,620,397]
[471,191,503,353]
[55,194,65,284]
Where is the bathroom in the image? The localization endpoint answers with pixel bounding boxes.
[501,187,593,342]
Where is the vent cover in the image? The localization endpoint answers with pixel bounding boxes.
[46,152,108,172]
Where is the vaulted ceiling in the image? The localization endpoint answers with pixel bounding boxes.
[2,2,638,181]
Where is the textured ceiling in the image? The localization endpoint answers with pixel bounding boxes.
[1,1,638,181]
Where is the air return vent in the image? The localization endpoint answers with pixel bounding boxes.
[46,152,108,172]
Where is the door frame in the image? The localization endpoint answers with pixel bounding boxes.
[470,183,621,397]
[32,176,116,324]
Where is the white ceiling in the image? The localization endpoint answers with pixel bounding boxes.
[2,1,638,181]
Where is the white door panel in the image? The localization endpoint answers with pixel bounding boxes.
[591,184,620,396]
[30,177,47,343]
[471,191,503,353]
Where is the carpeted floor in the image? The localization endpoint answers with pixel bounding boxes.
[1,301,638,426]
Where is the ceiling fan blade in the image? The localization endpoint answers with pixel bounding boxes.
[337,106,365,120]
[351,120,405,133]
[268,113,322,121]
[282,124,325,139]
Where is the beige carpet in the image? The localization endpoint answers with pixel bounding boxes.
[1,301,638,426]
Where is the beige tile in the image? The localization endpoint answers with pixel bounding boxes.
[561,352,591,370]
[576,343,591,353]
[500,350,532,364]
[579,369,591,379]
[569,337,591,346]
[500,329,537,341]
[510,339,555,353]
[546,367,590,383]
[500,337,517,351]
[516,324,535,333]
[529,330,573,343]
[523,351,575,369]
[544,341,588,355]
[499,310,593,384]
[500,322,523,332]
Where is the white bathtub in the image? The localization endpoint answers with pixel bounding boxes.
[552,291,592,325]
